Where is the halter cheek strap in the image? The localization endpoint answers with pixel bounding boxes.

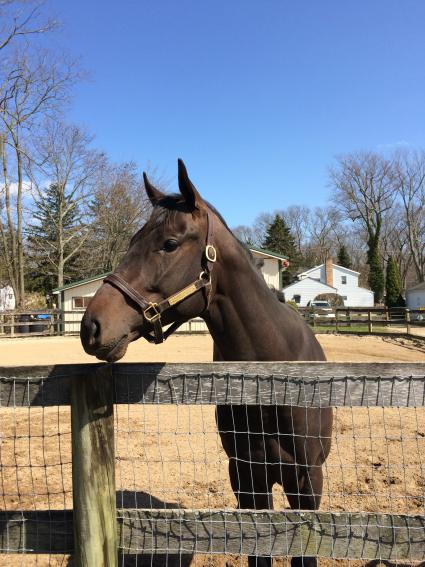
[103,209,216,344]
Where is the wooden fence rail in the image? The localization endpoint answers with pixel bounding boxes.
[1,307,425,337]
[0,310,209,336]
[0,362,425,564]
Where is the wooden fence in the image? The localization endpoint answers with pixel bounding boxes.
[1,307,424,338]
[298,306,425,335]
[0,310,209,336]
[0,362,424,566]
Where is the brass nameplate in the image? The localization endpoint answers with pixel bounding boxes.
[168,284,198,306]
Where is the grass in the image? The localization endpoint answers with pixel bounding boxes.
[309,323,406,334]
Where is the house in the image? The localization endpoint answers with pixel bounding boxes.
[0,285,16,311]
[406,281,425,311]
[282,258,374,307]
[53,247,288,333]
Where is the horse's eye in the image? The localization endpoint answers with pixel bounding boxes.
[163,239,179,252]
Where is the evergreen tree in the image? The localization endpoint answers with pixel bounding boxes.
[337,245,352,270]
[262,214,301,286]
[367,244,384,304]
[385,256,403,308]
[27,183,83,294]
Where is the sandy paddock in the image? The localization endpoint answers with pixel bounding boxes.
[0,333,424,566]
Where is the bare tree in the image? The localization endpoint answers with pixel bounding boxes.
[85,161,151,274]
[0,0,57,54]
[0,51,78,305]
[381,204,412,288]
[303,206,343,264]
[393,150,425,283]
[232,224,257,246]
[27,121,105,297]
[329,151,395,301]
[281,205,310,253]
[330,152,395,246]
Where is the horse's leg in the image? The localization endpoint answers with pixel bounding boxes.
[279,462,324,567]
[217,405,274,567]
[274,406,332,567]
[228,458,274,567]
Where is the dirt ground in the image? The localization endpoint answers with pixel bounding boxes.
[0,333,424,566]
[1,331,425,365]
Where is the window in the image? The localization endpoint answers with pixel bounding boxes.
[341,275,347,284]
[293,294,301,304]
[72,296,92,310]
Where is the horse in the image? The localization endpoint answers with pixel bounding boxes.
[80,159,333,567]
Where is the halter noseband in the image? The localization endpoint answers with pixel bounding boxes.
[103,209,216,344]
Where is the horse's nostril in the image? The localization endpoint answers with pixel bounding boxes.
[81,314,101,347]
[91,318,100,340]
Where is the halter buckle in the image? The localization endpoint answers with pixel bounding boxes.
[205,245,217,262]
[143,303,161,323]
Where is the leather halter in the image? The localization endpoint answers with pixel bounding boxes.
[103,209,216,344]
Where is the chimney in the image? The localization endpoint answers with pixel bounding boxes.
[325,257,333,287]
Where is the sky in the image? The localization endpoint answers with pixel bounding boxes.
[48,0,425,227]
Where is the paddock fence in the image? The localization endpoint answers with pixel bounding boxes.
[298,306,425,336]
[1,307,425,338]
[0,361,424,566]
[0,310,209,336]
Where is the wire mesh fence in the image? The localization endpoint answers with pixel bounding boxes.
[0,362,424,566]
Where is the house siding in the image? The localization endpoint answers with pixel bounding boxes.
[282,279,336,307]
[406,290,425,310]
[288,264,374,307]
[253,256,280,289]
[0,285,16,311]
[62,280,105,333]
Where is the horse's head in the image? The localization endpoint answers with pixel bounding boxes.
[80,159,216,362]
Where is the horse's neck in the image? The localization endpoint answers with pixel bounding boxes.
[204,232,314,362]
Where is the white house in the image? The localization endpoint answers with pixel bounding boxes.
[406,281,425,311]
[53,247,288,333]
[0,285,16,311]
[282,258,374,307]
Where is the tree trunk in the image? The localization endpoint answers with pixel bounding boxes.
[0,132,20,304]
[14,137,25,306]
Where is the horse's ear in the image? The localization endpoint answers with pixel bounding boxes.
[143,172,165,205]
[178,159,203,210]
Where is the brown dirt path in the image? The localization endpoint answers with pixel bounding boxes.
[0,332,425,365]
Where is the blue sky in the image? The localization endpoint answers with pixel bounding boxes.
[51,0,425,226]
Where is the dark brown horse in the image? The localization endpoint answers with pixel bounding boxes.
[81,160,333,567]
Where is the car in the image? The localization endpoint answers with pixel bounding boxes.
[306,300,335,318]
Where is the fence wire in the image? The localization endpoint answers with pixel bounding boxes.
[0,368,424,566]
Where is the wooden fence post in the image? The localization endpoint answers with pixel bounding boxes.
[71,364,117,567]
[406,309,411,335]
[368,310,372,333]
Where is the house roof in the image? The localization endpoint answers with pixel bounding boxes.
[248,246,288,261]
[298,262,360,277]
[407,281,425,293]
[281,277,337,293]
[52,247,287,293]
[52,272,111,294]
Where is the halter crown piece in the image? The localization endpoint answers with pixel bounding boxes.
[103,210,216,344]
